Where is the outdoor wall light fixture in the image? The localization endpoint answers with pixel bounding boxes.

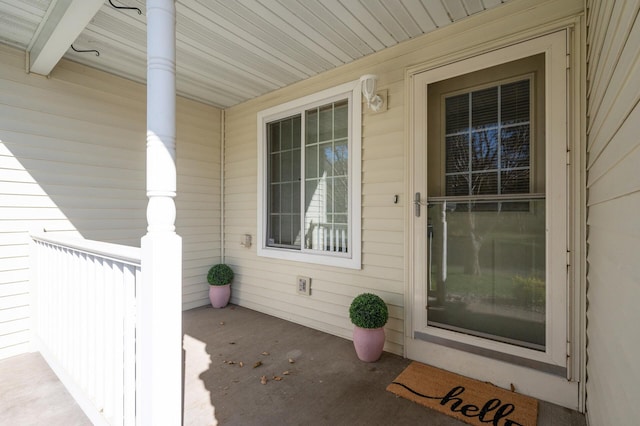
[360,74,384,112]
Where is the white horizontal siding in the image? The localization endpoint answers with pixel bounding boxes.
[0,44,221,359]
[585,1,640,424]
[224,0,584,356]
[176,97,222,310]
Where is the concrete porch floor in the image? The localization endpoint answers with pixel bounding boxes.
[1,305,586,425]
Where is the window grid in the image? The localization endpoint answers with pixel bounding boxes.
[304,101,349,253]
[265,100,350,254]
[444,79,531,197]
[267,116,301,249]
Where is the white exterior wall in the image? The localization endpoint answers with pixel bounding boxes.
[224,67,405,356]
[177,97,222,310]
[0,44,221,359]
[585,0,640,423]
[224,0,584,356]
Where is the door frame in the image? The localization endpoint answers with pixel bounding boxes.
[403,26,585,410]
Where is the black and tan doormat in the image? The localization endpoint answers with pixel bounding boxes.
[386,362,538,426]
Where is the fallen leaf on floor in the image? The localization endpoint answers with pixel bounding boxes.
[260,375,268,385]
[253,361,263,368]
[273,376,283,381]
[288,358,295,364]
[239,362,244,367]
[261,351,270,356]
[282,371,290,375]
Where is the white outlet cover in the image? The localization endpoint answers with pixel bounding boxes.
[296,276,311,295]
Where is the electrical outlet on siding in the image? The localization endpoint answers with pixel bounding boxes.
[296,276,311,296]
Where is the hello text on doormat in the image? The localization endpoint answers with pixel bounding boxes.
[386,362,538,426]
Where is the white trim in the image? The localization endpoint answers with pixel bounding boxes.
[256,80,362,269]
[407,30,578,408]
[31,233,141,266]
[221,109,226,263]
[570,19,587,412]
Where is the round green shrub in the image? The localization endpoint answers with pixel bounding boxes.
[349,293,388,329]
[207,264,234,286]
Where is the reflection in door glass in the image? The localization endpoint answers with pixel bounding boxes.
[426,198,545,350]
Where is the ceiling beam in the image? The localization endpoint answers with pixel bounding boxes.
[28,0,104,76]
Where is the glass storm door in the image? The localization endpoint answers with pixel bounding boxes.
[408,32,570,385]
[426,75,546,350]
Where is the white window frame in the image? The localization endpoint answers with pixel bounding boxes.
[257,80,362,269]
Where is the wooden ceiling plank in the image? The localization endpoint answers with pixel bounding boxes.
[65,33,147,81]
[179,0,315,78]
[462,0,485,15]
[321,0,387,51]
[176,4,303,85]
[226,0,335,73]
[28,0,104,75]
[278,0,362,60]
[442,0,468,21]
[254,0,352,64]
[0,1,47,22]
[482,0,504,9]
[364,0,412,41]
[399,0,436,33]
[332,0,396,47]
[424,0,454,27]
[83,13,146,55]
[382,0,429,38]
[176,47,275,98]
[293,0,374,57]
[175,29,292,91]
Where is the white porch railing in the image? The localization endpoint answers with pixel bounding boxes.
[308,222,348,252]
[31,234,140,426]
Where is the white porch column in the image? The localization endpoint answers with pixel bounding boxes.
[138,1,182,425]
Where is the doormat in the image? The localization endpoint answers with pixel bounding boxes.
[386,362,538,426]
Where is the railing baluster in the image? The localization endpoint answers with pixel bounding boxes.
[31,234,140,425]
[103,259,114,422]
[112,262,125,425]
[87,253,97,404]
[123,265,137,425]
[96,257,105,416]
[79,252,88,392]
[329,228,334,252]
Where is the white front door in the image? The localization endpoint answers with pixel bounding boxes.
[406,30,579,408]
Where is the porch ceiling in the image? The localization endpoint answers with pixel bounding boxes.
[1,0,510,108]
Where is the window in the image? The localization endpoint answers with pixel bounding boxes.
[257,81,362,269]
[444,77,532,197]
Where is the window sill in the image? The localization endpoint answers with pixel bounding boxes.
[257,246,361,270]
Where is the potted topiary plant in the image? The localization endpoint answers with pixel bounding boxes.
[207,263,234,308]
[349,293,388,362]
